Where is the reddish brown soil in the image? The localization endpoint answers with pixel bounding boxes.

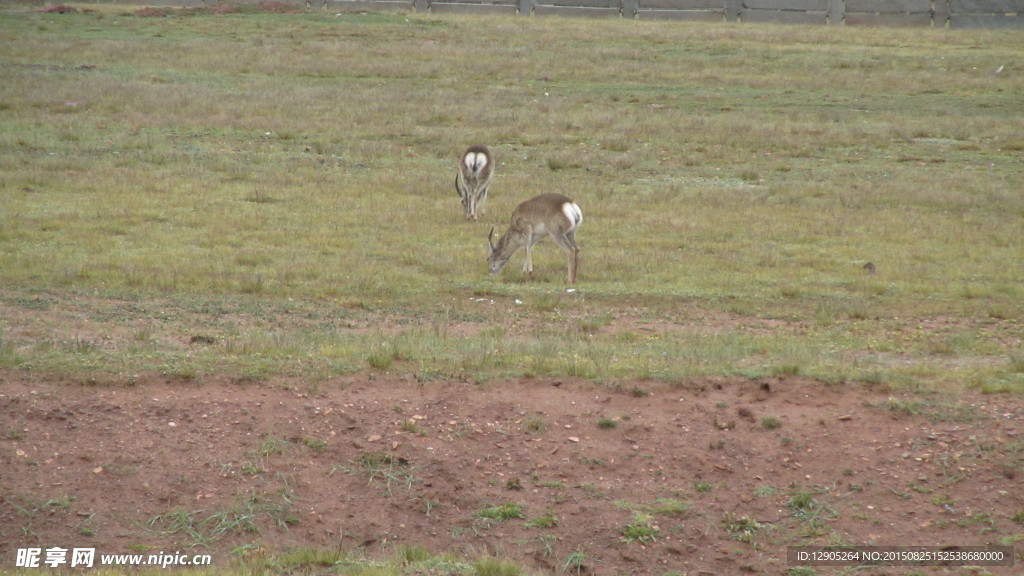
[37,5,78,13]
[1,370,1021,574]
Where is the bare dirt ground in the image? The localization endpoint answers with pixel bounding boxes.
[1,368,1021,575]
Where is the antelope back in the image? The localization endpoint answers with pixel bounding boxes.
[514,193,582,234]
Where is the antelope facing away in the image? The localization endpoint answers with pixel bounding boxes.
[488,193,583,283]
[455,145,493,221]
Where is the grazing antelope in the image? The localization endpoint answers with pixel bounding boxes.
[455,145,494,221]
[487,193,583,284]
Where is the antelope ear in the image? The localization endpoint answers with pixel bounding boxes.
[487,227,495,251]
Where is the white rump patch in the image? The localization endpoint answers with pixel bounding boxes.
[562,202,583,230]
[464,152,488,174]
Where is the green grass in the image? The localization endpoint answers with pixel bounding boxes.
[475,502,526,521]
[616,496,691,517]
[473,557,522,576]
[524,512,559,529]
[147,489,299,548]
[334,451,416,495]
[0,6,1022,574]
[562,550,588,575]
[620,511,660,544]
[722,514,764,543]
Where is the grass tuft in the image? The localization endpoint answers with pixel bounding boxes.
[620,512,660,544]
[476,502,525,521]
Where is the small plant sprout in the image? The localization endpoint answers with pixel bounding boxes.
[258,437,291,459]
[334,451,415,495]
[521,414,547,434]
[722,514,763,542]
[620,512,660,544]
[525,512,558,529]
[648,498,690,515]
[400,419,427,436]
[562,551,587,575]
[301,436,327,453]
[787,487,837,528]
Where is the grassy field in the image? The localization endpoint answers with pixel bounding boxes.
[0,7,1023,572]
[2,5,1023,388]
